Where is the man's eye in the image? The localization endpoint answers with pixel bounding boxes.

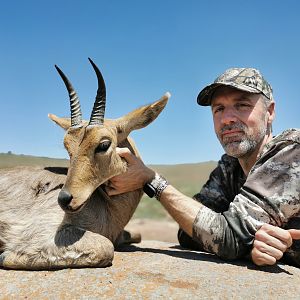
[95,140,111,153]
[237,103,251,109]
[213,107,223,114]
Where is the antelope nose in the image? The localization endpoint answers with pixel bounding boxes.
[58,189,73,210]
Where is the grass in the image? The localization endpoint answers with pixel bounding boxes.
[0,153,216,219]
[0,153,68,168]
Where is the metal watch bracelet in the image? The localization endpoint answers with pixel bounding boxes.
[143,173,169,200]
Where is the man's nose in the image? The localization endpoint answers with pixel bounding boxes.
[221,108,238,125]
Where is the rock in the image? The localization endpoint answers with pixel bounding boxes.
[1,240,300,299]
[125,219,179,243]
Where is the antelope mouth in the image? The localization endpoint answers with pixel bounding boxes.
[66,184,110,214]
[68,202,86,213]
[62,201,87,214]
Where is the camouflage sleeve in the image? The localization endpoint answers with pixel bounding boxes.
[192,206,251,259]
[192,142,300,261]
[193,154,243,213]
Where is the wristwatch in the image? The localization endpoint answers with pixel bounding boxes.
[143,173,169,200]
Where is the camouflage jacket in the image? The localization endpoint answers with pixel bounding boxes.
[191,128,300,265]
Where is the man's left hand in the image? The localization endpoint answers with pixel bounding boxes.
[251,223,300,266]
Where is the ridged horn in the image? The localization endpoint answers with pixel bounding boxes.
[55,65,82,127]
[88,58,106,126]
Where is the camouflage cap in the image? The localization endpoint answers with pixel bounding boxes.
[197,67,273,106]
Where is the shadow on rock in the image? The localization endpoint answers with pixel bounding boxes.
[117,243,294,274]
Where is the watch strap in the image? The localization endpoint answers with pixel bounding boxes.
[143,173,169,200]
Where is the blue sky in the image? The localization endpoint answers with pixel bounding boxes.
[1,0,299,164]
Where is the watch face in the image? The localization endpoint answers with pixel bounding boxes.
[143,183,156,198]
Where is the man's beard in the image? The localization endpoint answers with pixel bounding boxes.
[217,123,267,158]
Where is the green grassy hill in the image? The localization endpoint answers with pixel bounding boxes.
[0,153,216,219]
[0,153,68,168]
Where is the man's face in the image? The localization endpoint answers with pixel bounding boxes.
[211,86,273,158]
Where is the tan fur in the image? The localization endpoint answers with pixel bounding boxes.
[0,93,169,270]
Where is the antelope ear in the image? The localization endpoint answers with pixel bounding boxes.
[115,92,170,143]
[48,113,71,130]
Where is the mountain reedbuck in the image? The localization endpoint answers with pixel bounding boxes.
[0,58,170,270]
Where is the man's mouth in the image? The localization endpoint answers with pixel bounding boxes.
[222,130,244,138]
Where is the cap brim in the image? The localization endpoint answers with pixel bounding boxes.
[197,82,260,106]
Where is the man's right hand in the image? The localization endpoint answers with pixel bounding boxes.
[251,223,300,266]
[106,147,155,196]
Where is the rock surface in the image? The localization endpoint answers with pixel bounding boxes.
[125,218,179,243]
[1,240,300,299]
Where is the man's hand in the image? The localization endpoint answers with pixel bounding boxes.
[251,223,300,266]
[106,147,155,196]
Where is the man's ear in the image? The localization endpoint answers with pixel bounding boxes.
[115,92,170,143]
[267,101,276,124]
[48,113,71,130]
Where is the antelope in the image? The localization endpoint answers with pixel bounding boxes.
[0,58,170,270]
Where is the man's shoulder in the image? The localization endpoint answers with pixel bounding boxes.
[273,128,300,144]
[261,128,300,157]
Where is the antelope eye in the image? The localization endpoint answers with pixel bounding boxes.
[95,140,111,153]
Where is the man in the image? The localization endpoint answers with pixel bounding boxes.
[106,68,300,267]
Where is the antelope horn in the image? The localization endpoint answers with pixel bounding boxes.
[55,65,82,127]
[88,58,106,126]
